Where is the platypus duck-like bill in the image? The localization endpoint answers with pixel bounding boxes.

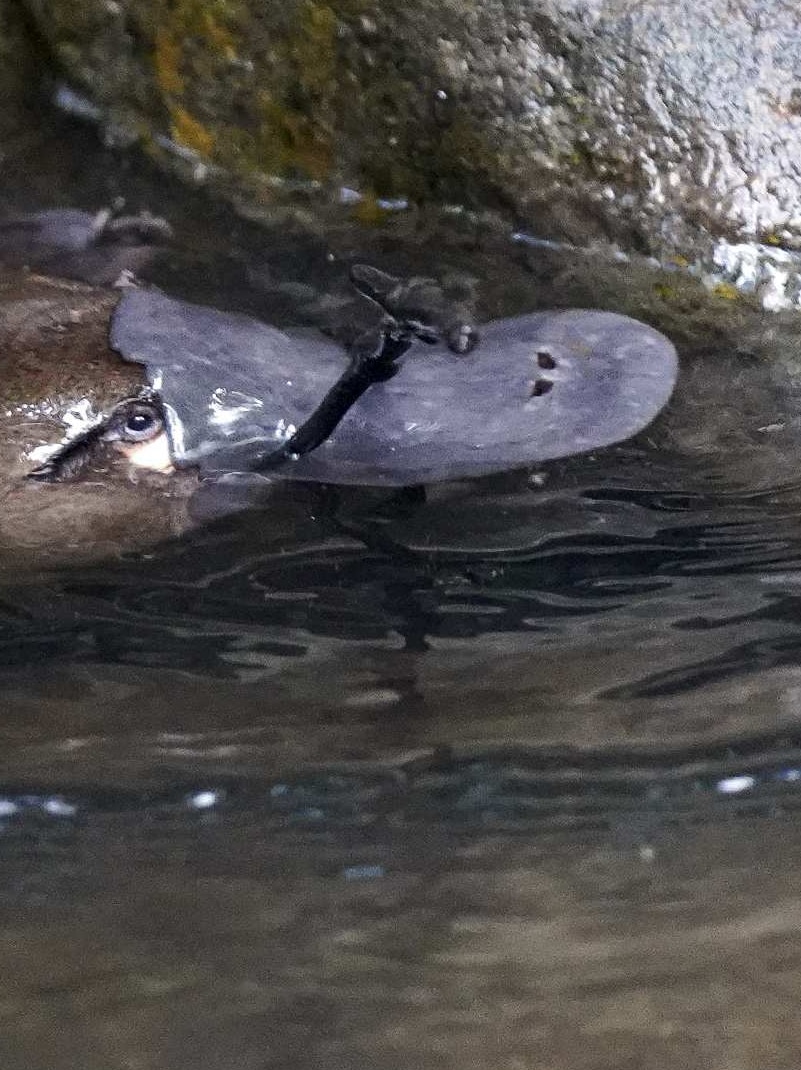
[28,264,679,488]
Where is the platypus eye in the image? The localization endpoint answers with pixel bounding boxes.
[119,403,163,442]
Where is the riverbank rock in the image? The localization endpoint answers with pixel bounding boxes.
[0,0,45,140]
[20,0,801,259]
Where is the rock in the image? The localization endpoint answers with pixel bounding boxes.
[0,0,45,142]
[0,208,172,285]
[20,0,801,258]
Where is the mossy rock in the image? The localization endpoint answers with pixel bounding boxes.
[21,0,801,260]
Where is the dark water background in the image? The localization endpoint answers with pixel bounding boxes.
[4,103,801,1068]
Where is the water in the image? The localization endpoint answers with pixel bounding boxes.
[4,103,801,1067]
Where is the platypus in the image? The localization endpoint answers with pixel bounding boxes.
[2,213,678,563]
[103,269,677,489]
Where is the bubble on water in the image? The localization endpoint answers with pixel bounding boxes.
[187,789,221,811]
[776,768,801,783]
[343,864,385,881]
[273,419,297,442]
[42,796,78,817]
[716,775,755,795]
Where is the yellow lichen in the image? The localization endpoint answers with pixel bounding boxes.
[149,0,240,162]
[199,9,238,62]
[712,281,740,301]
[353,192,387,225]
[653,282,676,301]
[293,2,338,98]
[147,0,345,181]
[169,105,214,156]
[154,27,184,97]
[258,95,332,180]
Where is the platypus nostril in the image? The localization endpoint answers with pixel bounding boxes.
[529,379,554,398]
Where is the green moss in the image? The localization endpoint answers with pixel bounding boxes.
[248,1,342,180]
[144,0,348,180]
[352,191,388,225]
[653,282,677,301]
[565,139,597,179]
[145,0,241,159]
[293,1,338,99]
[259,95,332,179]
[154,26,184,97]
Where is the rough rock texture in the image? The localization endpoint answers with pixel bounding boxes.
[21,0,801,256]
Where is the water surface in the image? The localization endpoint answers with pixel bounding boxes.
[3,101,801,1069]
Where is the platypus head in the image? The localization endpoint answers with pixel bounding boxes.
[0,271,195,569]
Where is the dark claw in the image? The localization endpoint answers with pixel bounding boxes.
[95,211,174,247]
[250,264,481,472]
[349,264,403,308]
[349,264,478,353]
[446,321,479,354]
[250,326,406,471]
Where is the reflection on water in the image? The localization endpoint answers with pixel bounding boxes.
[6,455,801,1066]
[5,105,801,1068]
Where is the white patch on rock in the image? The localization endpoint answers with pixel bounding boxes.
[704,238,801,310]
